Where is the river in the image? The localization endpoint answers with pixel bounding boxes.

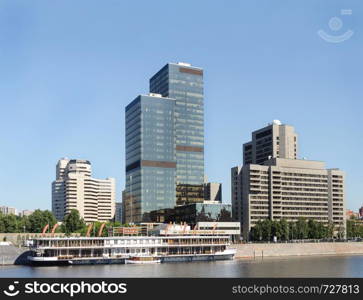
[1,255,363,277]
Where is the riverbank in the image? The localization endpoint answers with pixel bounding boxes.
[235,242,363,259]
[0,244,28,265]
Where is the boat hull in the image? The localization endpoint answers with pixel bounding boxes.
[27,253,234,266]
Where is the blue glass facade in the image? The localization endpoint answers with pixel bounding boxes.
[150,63,205,205]
[125,95,176,222]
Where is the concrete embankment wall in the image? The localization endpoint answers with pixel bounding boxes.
[0,245,28,265]
[235,242,363,259]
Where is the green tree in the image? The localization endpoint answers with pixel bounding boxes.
[271,220,282,241]
[2,214,18,233]
[28,209,57,233]
[250,220,263,241]
[326,221,335,238]
[295,218,308,239]
[261,219,272,241]
[279,219,289,241]
[62,209,86,234]
[307,219,318,239]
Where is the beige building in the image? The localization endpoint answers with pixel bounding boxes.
[243,120,298,165]
[52,158,115,223]
[232,122,346,240]
[19,210,34,217]
[203,182,222,202]
[0,206,17,215]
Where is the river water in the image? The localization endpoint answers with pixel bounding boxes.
[1,255,363,277]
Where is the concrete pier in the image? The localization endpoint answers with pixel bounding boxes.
[235,242,363,259]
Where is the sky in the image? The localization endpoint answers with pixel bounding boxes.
[0,0,362,212]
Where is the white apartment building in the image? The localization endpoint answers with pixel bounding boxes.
[52,158,115,223]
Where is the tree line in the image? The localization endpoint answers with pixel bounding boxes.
[347,219,363,238]
[0,209,121,237]
[2,209,362,240]
[249,218,346,241]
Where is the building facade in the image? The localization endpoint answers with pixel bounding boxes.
[19,210,34,217]
[115,202,123,223]
[124,94,176,223]
[243,120,298,165]
[359,206,363,219]
[149,202,232,226]
[232,122,346,240]
[203,182,222,202]
[0,206,17,215]
[150,62,205,205]
[52,158,115,222]
[124,62,206,223]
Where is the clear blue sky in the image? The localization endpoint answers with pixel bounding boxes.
[0,0,362,211]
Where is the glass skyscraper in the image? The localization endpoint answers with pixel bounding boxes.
[125,94,176,222]
[150,62,205,205]
[125,62,205,223]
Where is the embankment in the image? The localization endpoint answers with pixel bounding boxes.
[0,244,29,265]
[235,242,363,259]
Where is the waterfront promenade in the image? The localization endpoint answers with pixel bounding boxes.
[235,242,363,259]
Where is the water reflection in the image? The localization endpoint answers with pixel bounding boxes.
[1,255,362,278]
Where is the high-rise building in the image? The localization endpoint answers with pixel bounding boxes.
[243,120,298,165]
[124,62,205,223]
[150,62,205,205]
[231,166,242,222]
[52,158,115,222]
[125,94,176,223]
[203,182,222,202]
[232,122,346,240]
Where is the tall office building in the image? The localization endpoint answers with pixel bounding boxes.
[52,158,115,222]
[231,166,242,222]
[232,122,346,240]
[243,120,298,165]
[150,62,205,205]
[125,94,176,223]
[124,62,205,223]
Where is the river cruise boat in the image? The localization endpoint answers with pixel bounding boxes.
[27,223,237,266]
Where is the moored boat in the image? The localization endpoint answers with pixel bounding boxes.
[26,223,237,266]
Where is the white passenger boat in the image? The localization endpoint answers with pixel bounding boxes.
[26,223,236,266]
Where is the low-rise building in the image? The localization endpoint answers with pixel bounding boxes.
[19,210,34,217]
[148,202,232,226]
